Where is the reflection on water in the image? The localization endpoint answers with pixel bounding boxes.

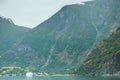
[0,76,120,80]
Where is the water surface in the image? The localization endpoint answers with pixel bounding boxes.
[0,76,119,80]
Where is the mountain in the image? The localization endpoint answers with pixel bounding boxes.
[5,4,97,72]
[76,27,120,76]
[0,0,120,74]
[0,16,30,65]
[11,0,120,73]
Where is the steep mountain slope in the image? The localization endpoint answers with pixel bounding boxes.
[8,4,97,72]
[1,0,120,74]
[88,0,120,41]
[0,16,30,60]
[77,28,120,76]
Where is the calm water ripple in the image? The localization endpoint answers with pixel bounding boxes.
[0,76,120,80]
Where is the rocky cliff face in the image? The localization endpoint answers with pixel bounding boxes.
[77,28,120,76]
[0,0,120,74]
[89,0,120,41]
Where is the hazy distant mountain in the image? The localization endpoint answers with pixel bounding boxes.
[0,0,120,74]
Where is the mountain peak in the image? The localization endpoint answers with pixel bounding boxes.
[0,16,14,25]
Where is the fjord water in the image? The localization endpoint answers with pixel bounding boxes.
[0,76,120,80]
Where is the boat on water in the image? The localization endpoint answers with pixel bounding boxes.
[26,72,33,78]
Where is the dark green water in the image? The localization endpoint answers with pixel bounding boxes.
[0,76,120,80]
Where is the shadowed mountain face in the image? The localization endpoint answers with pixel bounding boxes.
[0,0,120,74]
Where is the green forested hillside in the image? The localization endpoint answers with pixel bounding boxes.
[0,17,30,52]
[76,28,120,76]
[0,17,30,66]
